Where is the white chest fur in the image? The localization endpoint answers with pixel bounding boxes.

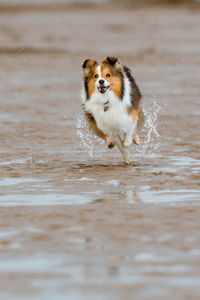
[83,90,134,138]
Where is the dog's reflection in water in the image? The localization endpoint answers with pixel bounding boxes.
[95,188,140,204]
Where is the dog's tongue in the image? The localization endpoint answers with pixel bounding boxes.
[99,86,107,93]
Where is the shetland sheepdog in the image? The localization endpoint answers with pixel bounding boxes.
[81,56,144,164]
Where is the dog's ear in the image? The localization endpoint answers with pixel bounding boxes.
[82,59,98,75]
[102,57,122,72]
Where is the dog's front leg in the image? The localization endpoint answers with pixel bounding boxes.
[114,136,131,164]
[123,117,139,147]
[123,133,133,147]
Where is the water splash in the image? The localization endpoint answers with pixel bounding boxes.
[134,94,161,157]
[76,114,105,159]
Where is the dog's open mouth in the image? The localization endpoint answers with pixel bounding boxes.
[98,86,109,94]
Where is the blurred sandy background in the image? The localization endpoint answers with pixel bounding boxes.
[0,1,200,300]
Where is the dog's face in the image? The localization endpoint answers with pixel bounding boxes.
[82,57,124,99]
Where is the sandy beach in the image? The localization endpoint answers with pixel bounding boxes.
[0,2,200,299]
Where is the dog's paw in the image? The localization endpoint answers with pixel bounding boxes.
[123,151,131,165]
[106,137,115,149]
[108,142,115,149]
[133,134,140,145]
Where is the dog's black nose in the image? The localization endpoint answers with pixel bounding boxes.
[99,79,105,85]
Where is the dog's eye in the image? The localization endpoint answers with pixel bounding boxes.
[106,74,111,77]
[94,74,98,78]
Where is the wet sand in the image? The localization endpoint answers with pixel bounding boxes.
[0,4,200,299]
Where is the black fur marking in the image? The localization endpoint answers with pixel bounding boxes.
[107,57,118,65]
[121,75,124,100]
[84,77,89,100]
[82,59,89,68]
[103,101,109,112]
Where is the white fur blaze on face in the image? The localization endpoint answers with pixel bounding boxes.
[95,65,110,94]
[97,65,101,78]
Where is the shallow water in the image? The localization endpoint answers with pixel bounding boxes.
[0,4,200,300]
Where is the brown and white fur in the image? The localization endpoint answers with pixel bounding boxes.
[81,57,144,164]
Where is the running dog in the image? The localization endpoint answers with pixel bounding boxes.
[81,56,143,164]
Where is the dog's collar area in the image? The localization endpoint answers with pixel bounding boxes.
[103,100,109,112]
